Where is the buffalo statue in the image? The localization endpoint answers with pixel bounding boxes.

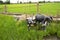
[26,16,36,31]
[35,14,53,30]
[26,14,53,30]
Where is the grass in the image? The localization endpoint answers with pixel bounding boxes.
[0,14,17,40]
[16,20,60,40]
[0,3,60,16]
[0,3,60,40]
[0,14,60,40]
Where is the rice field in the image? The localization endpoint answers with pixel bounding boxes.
[0,14,60,40]
[0,3,60,16]
[0,3,60,40]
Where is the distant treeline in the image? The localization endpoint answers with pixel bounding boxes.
[0,0,60,4]
[0,0,10,4]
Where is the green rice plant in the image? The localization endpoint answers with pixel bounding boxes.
[0,14,60,40]
[56,21,60,38]
[0,4,4,12]
[0,3,60,16]
[17,20,60,40]
[46,22,57,35]
[0,14,18,40]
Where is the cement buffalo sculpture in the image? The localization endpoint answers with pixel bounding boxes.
[26,17,36,30]
[35,14,53,30]
[26,14,53,30]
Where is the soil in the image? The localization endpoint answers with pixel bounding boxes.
[43,35,60,40]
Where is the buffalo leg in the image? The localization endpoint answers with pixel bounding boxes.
[41,26,46,30]
[28,24,31,31]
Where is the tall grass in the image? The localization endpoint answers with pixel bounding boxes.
[0,14,60,40]
[17,20,60,40]
[0,14,17,40]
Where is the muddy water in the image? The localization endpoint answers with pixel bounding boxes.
[43,36,60,40]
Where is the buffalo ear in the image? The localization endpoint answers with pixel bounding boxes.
[49,16,53,22]
[26,18,28,21]
[50,16,53,20]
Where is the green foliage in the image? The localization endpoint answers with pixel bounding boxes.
[29,1,32,3]
[0,3,60,16]
[0,14,60,40]
[0,14,17,40]
[5,0,10,4]
[16,20,60,40]
[20,1,22,4]
[46,22,57,35]
[56,21,60,37]
[0,0,3,4]
[39,1,43,3]
[0,4,4,12]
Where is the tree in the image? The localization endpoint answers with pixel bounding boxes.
[5,0,10,4]
[0,0,3,4]
[20,1,22,4]
[39,1,43,3]
[29,1,31,3]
